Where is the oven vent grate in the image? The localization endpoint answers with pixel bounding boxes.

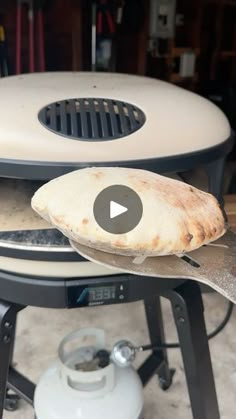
[38,98,146,141]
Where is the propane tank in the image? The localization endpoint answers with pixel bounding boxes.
[34,328,143,419]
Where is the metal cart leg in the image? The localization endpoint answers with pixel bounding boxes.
[5,305,35,409]
[8,315,17,366]
[166,281,220,419]
[5,317,21,412]
[141,296,175,390]
[0,300,19,418]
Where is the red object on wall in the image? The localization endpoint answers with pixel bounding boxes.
[15,0,45,74]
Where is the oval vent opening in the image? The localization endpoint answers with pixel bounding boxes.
[38,98,146,141]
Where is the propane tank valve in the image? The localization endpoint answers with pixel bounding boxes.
[111,340,141,368]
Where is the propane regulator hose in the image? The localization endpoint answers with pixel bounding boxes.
[141,300,234,352]
[110,301,234,368]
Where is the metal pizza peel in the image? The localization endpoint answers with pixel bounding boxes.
[70,230,236,304]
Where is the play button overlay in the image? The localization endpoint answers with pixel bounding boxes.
[93,185,143,234]
[110,201,128,219]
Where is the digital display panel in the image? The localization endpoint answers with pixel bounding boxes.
[88,286,116,302]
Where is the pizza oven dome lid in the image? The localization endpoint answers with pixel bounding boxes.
[0,72,231,166]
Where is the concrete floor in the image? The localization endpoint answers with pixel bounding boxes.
[4,291,236,419]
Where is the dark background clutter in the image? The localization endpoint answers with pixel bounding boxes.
[0,0,236,171]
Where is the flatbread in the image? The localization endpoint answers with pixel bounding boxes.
[31,167,226,256]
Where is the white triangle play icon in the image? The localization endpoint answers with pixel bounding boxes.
[110,201,128,219]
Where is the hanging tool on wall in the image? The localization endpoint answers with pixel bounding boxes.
[97,0,115,36]
[116,0,125,25]
[0,18,9,77]
[91,1,97,71]
[29,0,35,72]
[110,0,125,71]
[91,0,116,71]
[16,0,46,74]
[35,0,46,71]
[96,0,115,71]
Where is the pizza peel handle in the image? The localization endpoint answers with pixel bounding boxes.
[70,230,236,304]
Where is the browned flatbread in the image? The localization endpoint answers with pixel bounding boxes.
[31,167,226,256]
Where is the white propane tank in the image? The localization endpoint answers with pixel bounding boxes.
[34,328,143,419]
